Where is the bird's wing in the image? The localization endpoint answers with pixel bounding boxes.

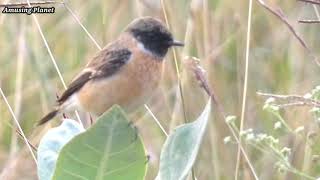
[57,45,132,105]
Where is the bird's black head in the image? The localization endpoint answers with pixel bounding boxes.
[126,17,183,58]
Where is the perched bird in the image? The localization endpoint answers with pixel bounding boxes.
[39,17,184,125]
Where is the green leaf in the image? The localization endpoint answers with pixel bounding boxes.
[37,119,85,180]
[52,105,147,180]
[157,100,212,180]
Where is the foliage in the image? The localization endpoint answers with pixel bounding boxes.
[37,119,85,180]
[51,106,147,180]
[156,100,211,180]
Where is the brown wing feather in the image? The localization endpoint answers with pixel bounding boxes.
[57,71,92,104]
[57,46,132,105]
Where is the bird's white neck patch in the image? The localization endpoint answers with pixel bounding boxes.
[137,42,153,56]
[137,41,163,60]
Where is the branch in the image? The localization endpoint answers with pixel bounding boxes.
[276,102,311,108]
[183,57,224,115]
[0,1,61,8]
[184,56,259,180]
[257,92,320,108]
[255,0,320,66]
[298,19,320,23]
[297,0,320,5]
[15,129,37,152]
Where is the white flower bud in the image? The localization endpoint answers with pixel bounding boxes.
[223,136,232,144]
[274,121,282,130]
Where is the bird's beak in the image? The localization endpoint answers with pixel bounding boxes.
[171,40,184,47]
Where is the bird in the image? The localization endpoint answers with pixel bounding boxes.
[39,17,184,125]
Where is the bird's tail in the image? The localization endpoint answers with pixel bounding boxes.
[38,108,60,126]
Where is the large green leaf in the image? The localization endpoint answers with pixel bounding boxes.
[37,119,85,180]
[156,100,212,180]
[52,105,147,180]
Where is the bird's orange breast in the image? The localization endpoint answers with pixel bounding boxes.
[77,45,163,115]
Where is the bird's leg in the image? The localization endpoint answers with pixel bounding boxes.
[62,113,67,119]
[145,154,151,164]
[89,113,93,126]
[56,92,68,119]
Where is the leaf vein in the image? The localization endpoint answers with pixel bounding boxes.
[66,151,98,169]
[62,169,89,180]
[103,158,142,177]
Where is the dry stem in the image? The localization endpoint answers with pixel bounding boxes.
[0,1,60,7]
[256,0,320,66]
[257,92,320,108]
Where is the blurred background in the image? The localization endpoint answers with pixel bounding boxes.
[1,0,320,179]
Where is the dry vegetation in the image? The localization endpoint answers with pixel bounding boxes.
[1,0,320,179]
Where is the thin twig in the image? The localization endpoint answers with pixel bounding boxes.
[63,2,102,50]
[1,108,38,152]
[184,57,259,180]
[257,92,320,107]
[160,1,193,178]
[235,0,253,178]
[25,0,83,126]
[26,0,66,89]
[1,114,38,152]
[276,102,310,108]
[144,105,168,137]
[0,1,60,7]
[256,0,320,66]
[15,129,38,152]
[298,0,320,5]
[0,88,38,164]
[10,17,26,158]
[298,19,320,23]
[313,4,320,19]
[160,0,188,123]
[299,5,320,23]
